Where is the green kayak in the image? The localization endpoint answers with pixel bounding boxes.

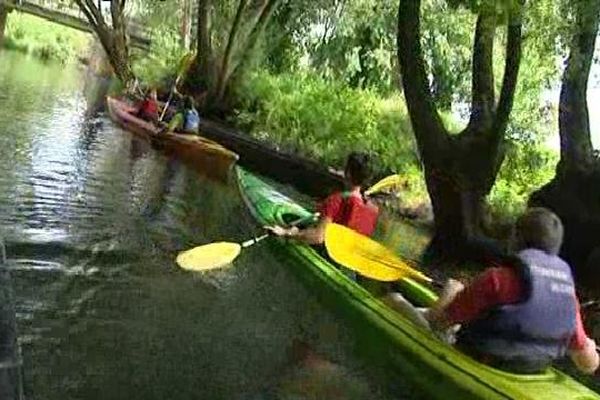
[235,166,600,400]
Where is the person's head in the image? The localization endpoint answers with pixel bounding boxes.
[184,96,196,110]
[148,88,157,100]
[344,152,371,188]
[514,207,564,255]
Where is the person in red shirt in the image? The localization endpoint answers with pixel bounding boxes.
[136,88,159,123]
[266,152,379,244]
[424,208,599,374]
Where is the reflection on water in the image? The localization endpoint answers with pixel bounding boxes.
[0,52,405,399]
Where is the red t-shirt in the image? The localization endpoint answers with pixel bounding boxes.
[318,192,362,224]
[138,99,159,120]
[444,266,588,351]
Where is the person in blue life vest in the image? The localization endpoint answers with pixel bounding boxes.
[266,152,379,245]
[423,207,600,374]
[164,96,200,134]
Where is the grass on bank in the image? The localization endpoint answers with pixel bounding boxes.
[3,13,91,63]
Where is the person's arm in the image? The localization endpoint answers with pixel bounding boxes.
[266,216,332,245]
[266,193,342,245]
[567,298,600,374]
[425,279,465,330]
[425,267,524,330]
[569,338,599,375]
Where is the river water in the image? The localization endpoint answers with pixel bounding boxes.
[0,52,411,399]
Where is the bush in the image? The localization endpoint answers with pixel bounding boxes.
[234,71,425,172]
[4,13,91,63]
[488,143,558,221]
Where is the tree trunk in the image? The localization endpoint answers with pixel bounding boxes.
[556,0,599,174]
[0,4,9,47]
[181,0,192,49]
[184,0,214,103]
[529,0,600,283]
[214,0,248,104]
[185,0,280,114]
[74,0,135,87]
[109,0,134,85]
[397,0,523,266]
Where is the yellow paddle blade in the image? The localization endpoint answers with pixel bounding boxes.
[364,174,402,196]
[176,242,241,271]
[324,223,431,282]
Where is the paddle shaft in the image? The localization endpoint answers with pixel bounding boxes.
[159,66,187,122]
[240,213,319,249]
[241,233,269,248]
[159,83,179,122]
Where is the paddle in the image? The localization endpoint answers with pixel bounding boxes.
[364,174,403,196]
[159,53,195,122]
[176,173,403,272]
[158,78,181,122]
[176,214,318,272]
[324,222,442,286]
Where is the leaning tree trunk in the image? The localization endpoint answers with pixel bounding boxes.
[75,0,135,87]
[397,0,523,264]
[0,4,10,47]
[529,0,600,282]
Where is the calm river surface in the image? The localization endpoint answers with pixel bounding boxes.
[0,52,412,399]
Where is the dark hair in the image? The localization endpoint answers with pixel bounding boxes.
[515,207,564,255]
[345,152,371,187]
[184,96,195,110]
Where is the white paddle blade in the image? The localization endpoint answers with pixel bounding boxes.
[176,242,242,271]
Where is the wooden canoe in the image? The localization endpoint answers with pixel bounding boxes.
[106,96,239,182]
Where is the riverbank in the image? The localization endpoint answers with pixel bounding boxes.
[3,13,90,63]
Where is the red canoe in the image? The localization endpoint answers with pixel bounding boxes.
[106,96,239,182]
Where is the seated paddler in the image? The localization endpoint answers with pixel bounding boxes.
[265,152,379,244]
[423,207,599,374]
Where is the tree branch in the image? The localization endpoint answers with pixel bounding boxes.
[75,0,103,28]
[492,10,523,139]
[396,0,447,159]
[215,0,248,100]
[558,0,600,172]
[228,0,280,84]
[110,0,123,31]
[196,0,213,75]
[468,13,496,131]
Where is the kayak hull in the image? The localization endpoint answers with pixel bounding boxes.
[106,96,238,182]
[235,166,600,400]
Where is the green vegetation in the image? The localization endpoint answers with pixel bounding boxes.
[79,0,569,226]
[233,69,558,220]
[4,13,91,63]
[133,27,187,87]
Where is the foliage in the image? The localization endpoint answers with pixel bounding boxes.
[132,27,187,87]
[3,13,91,63]
[488,143,558,220]
[233,70,418,172]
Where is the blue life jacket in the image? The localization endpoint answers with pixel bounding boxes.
[457,248,577,372]
[183,108,200,133]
